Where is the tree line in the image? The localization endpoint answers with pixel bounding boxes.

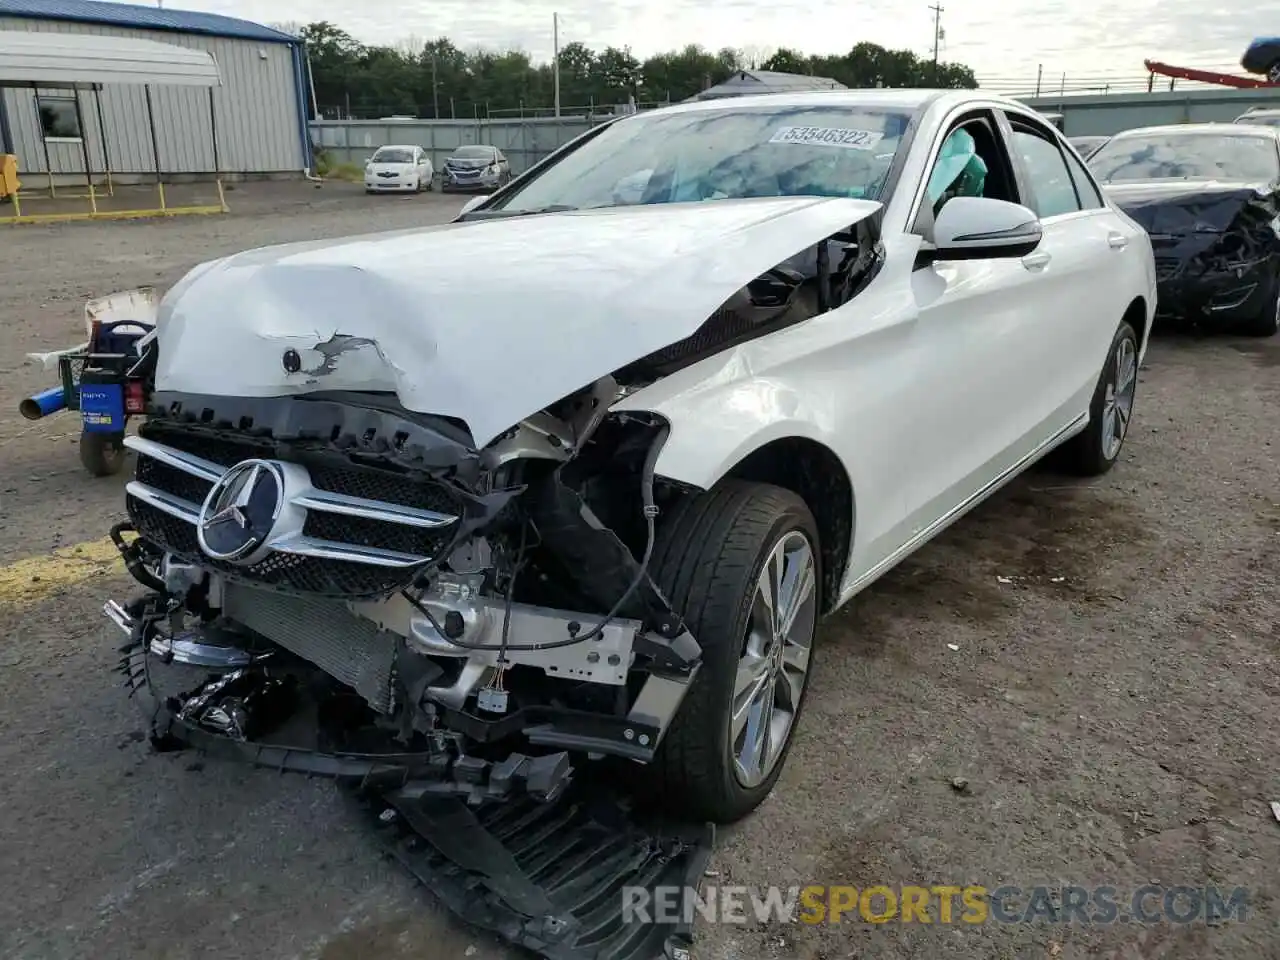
[290,22,978,120]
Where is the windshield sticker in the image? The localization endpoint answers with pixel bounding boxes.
[769,126,885,150]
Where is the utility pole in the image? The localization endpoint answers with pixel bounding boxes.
[431,54,439,119]
[929,3,944,84]
[552,13,561,117]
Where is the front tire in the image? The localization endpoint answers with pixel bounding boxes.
[1268,60,1280,84]
[1241,282,1280,337]
[1055,319,1139,476]
[647,481,821,823]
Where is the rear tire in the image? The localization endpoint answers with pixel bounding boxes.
[646,480,821,823]
[1054,320,1139,476]
[79,430,126,477]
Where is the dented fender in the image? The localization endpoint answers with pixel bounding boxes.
[617,377,842,491]
[613,237,925,587]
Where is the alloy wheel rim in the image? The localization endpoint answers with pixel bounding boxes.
[1100,337,1137,461]
[730,529,818,788]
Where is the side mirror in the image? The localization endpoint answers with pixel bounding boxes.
[932,197,1042,260]
[458,195,489,216]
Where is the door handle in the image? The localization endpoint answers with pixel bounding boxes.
[1022,251,1052,270]
[1107,232,1129,250]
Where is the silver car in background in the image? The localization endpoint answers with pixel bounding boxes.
[442,145,511,191]
[1235,107,1280,128]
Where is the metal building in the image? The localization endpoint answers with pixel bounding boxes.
[0,0,311,181]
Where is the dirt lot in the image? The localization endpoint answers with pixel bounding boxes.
[1,182,1277,960]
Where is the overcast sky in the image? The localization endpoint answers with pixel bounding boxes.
[176,0,1259,88]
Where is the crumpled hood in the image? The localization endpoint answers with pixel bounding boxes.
[154,196,881,447]
[1103,179,1271,234]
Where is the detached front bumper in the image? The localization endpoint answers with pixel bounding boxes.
[103,596,713,960]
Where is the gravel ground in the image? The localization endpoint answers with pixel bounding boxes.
[0,183,1277,960]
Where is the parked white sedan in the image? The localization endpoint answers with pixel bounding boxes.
[363,144,434,193]
[113,89,1156,829]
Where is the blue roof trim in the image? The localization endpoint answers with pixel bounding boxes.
[0,0,298,44]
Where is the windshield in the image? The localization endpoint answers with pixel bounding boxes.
[485,104,913,213]
[1088,133,1280,183]
[453,146,496,160]
[372,147,414,163]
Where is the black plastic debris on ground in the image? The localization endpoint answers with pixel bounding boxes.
[122,649,715,960]
[357,782,714,960]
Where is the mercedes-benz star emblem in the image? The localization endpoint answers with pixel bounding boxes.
[196,459,285,563]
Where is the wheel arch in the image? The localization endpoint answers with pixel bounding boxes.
[1123,295,1149,350]
[652,423,855,615]
[719,437,854,614]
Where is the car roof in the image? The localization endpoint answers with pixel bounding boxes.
[1239,108,1280,116]
[639,87,970,118]
[377,144,418,150]
[1107,122,1278,139]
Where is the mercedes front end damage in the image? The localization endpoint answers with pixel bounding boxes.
[1105,180,1280,335]
[1090,125,1280,337]
[112,392,696,789]
[102,197,882,957]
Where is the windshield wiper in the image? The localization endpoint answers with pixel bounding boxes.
[460,204,578,221]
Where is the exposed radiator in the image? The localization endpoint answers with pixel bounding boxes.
[223,583,398,713]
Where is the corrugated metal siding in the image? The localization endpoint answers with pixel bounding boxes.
[0,16,303,174]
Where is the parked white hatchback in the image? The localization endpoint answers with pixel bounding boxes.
[363,144,434,193]
[118,89,1156,826]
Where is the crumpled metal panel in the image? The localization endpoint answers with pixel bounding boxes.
[1107,180,1280,322]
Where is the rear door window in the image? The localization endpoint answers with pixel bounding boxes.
[1006,120,1081,218]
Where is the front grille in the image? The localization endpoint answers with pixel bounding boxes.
[126,421,463,599]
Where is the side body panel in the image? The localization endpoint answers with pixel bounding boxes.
[621,96,1158,613]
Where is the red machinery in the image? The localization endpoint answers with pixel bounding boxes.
[1143,60,1278,89]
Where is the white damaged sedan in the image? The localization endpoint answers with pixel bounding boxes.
[107,90,1155,825]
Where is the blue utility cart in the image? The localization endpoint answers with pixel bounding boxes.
[20,288,158,477]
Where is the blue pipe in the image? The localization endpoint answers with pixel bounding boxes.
[19,386,66,420]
